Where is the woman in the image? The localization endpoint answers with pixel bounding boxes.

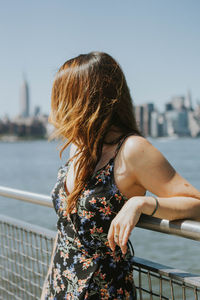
[41,52,200,299]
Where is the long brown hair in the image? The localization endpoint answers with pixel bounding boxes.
[48,51,143,215]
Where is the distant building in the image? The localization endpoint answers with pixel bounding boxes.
[165,110,190,136]
[151,111,159,137]
[20,77,30,118]
[34,105,41,117]
[135,105,144,133]
[184,90,193,111]
[195,101,200,117]
[135,103,155,136]
[158,114,168,137]
[7,115,47,138]
[188,111,200,137]
[165,102,173,111]
[171,96,185,111]
[143,103,154,136]
[151,112,168,138]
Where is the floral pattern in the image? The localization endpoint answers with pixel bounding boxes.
[43,135,137,299]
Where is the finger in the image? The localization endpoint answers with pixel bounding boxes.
[114,232,119,246]
[118,224,126,249]
[107,222,116,251]
[119,225,129,254]
[113,222,120,245]
[121,225,131,252]
[121,244,128,256]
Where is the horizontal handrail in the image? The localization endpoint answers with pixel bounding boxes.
[137,215,200,242]
[0,185,52,207]
[1,185,200,242]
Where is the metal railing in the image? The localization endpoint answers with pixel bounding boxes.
[1,185,200,241]
[1,185,200,300]
[132,257,200,300]
[0,214,56,300]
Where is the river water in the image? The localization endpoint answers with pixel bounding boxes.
[0,137,200,274]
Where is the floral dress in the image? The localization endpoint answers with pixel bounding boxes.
[43,133,137,299]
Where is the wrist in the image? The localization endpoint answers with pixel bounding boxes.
[130,196,158,216]
[128,196,145,214]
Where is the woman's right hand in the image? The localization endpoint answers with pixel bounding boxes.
[107,197,142,254]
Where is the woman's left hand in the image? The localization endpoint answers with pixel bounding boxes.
[107,197,142,254]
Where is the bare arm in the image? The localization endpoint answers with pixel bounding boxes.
[127,136,200,220]
[40,231,58,299]
[108,136,200,254]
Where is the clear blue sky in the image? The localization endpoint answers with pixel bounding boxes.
[0,0,200,118]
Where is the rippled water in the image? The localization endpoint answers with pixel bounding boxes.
[0,137,200,274]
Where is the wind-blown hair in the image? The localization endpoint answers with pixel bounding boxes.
[48,51,143,215]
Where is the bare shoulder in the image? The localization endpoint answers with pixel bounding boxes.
[123,135,154,161]
[122,135,180,195]
[122,134,176,183]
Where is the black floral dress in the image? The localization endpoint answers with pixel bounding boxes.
[43,134,137,299]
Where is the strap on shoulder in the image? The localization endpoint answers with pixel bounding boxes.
[114,132,137,158]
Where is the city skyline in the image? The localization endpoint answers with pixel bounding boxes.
[1,72,199,119]
[0,0,200,118]
[1,74,199,120]
[1,75,199,140]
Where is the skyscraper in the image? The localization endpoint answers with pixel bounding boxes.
[184,89,193,111]
[143,103,154,136]
[20,77,30,118]
[135,105,144,133]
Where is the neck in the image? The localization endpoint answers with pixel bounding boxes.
[103,126,123,144]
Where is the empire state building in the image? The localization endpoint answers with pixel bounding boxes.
[20,78,30,118]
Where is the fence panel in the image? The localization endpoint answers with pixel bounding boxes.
[0,214,55,300]
[1,214,200,300]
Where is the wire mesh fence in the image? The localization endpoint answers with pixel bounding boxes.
[0,214,56,300]
[132,257,200,300]
[0,214,200,300]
